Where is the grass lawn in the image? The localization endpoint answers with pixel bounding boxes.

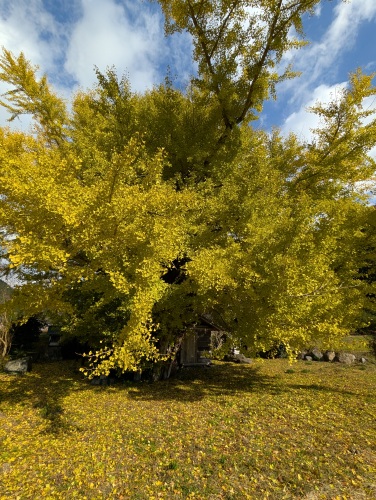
[0,355,375,499]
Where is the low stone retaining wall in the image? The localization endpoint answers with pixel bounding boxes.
[298,349,367,364]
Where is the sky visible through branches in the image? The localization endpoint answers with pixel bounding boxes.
[0,0,376,141]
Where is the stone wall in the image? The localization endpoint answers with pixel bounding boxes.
[298,349,367,364]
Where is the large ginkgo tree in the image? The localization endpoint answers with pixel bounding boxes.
[0,0,375,377]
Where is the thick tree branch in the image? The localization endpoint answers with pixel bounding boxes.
[187,0,234,130]
[209,0,242,60]
[236,0,283,124]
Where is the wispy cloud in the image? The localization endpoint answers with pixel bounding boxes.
[0,0,68,78]
[282,0,376,104]
[0,0,69,129]
[282,84,376,143]
[0,0,194,128]
[64,0,165,92]
[279,0,376,137]
[281,82,348,139]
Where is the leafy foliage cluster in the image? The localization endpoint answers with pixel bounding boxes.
[0,359,375,498]
[0,0,375,376]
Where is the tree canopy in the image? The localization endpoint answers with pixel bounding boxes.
[0,0,375,377]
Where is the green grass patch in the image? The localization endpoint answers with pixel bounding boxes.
[328,335,372,356]
[0,359,375,499]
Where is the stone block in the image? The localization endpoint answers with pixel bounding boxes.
[335,352,356,364]
[311,348,323,361]
[323,350,336,362]
[4,357,32,374]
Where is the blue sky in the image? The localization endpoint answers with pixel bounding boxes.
[0,0,376,142]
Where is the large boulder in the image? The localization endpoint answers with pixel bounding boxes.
[311,348,323,361]
[323,350,336,362]
[4,357,32,373]
[335,352,356,364]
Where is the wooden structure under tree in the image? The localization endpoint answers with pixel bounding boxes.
[180,316,224,366]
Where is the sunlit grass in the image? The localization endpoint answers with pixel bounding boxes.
[1,356,375,499]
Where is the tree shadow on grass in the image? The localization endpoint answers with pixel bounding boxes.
[1,360,274,414]
[125,362,365,403]
[0,361,365,427]
[0,360,90,434]
[287,383,358,397]
[125,363,279,402]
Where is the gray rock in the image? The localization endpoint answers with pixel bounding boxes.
[323,350,336,362]
[234,353,252,364]
[304,356,313,362]
[4,357,32,373]
[297,351,307,360]
[224,353,252,364]
[335,352,356,364]
[359,357,367,364]
[311,348,323,361]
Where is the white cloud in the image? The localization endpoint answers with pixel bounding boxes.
[281,0,376,105]
[281,82,348,139]
[0,0,66,75]
[0,0,70,128]
[64,0,165,92]
[0,0,194,128]
[314,3,322,17]
[317,0,376,64]
[282,80,376,206]
[283,83,376,152]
